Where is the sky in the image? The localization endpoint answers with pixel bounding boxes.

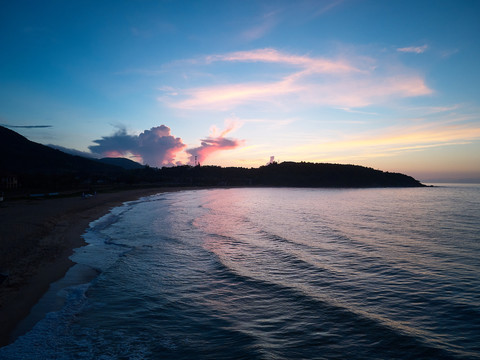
[1,0,479,182]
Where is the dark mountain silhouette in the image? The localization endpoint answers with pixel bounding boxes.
[97,157,145,170]
[150,162,424,188]
[0,126,126,191]
[46,144,95,158]
[0,126,122,175]
[1,126,424,192]
[253,161,423,187]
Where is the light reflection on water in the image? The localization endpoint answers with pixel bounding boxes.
[193,186,480,358]
[1,185,479,359]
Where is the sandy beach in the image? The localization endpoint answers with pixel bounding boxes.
[0,187,180,347]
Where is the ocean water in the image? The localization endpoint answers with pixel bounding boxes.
[1,185,479,359]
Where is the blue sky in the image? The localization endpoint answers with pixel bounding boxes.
[1,0,479,182]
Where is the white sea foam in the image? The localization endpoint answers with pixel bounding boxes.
[1,197,161,358]
[71,200,137,272]
[0,283,90,360]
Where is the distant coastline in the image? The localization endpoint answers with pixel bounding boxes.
[1,126,424,198]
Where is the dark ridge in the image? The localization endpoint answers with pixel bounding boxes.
[0,126,424,195]
[97,157,145,170]
[0,126,122,175]
[149,162,425,188]
[0,126,125,192]
[254,161,424,188]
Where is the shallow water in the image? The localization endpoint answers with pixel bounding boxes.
[1,185,479,359]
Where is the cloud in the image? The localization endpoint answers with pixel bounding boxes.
[157,85,178,96]
[240,10,280,42]
[186,122,244,164]
[397,45,428,54]
[239,1,342,42]
[403,104,460,115]
[440,48,459,58]
[206,48,360,73]
[87,123,244,167]
[293,119,480,161]
[302,75,432,107]
[1,123,52,129]
[187,138,244,165]
[171,78,303,110]
[336,107,379,115]
[170,71,431,110]
[209,117,242,137]
[162,48,432,111]
[47,144,97,158]
[89,125,186,167]
[310,0,344,17]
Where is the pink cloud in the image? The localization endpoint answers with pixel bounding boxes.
[188,138,243,165]
[397,45,428,54]
[171,73,431,110]
[206,48,360,74]
[89,122,247,167]
[304,75,433,107]
[89,125,186,167]
[171,78,304,110]
[209,118,242,137]
[162,48,432,111]
[187,123,244,164]
[104,150,124,158]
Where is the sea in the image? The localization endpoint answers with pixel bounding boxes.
[1,185,479,359]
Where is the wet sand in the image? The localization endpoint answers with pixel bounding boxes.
[0,188,182,347]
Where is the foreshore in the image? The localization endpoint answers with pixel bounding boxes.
[0,187,185,347]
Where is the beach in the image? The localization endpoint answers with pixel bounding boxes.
[0,188,175,347]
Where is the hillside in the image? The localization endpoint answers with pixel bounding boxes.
[0,126,125,191]
[97,157,145,170]
[0,126,122,175]
[148,162,425,188]
[254,162,424,187]
[1,126,424,192]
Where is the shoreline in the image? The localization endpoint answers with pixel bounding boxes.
[0,187,187,347]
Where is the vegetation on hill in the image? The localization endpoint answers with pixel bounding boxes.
[0,126,424,194]
[128,162,424,188]
[96,157,145,170]
[1,126,124,191]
